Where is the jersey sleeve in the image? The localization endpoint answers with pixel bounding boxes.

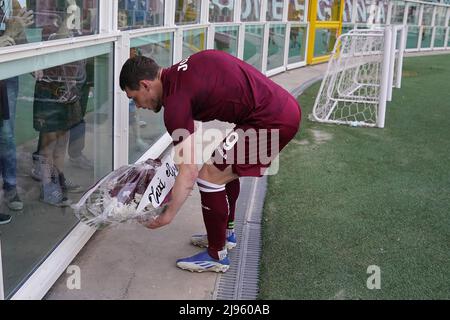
[163,93,195,146]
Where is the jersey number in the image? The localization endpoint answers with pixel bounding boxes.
[177,57,190,72]
[223,132,239,151]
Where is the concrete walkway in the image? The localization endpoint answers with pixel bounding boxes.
[44,63,327,300]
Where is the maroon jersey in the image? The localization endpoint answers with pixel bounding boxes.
[161,50,297,144]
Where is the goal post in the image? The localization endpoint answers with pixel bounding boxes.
[389,25,407,100]
[311,26,405,128]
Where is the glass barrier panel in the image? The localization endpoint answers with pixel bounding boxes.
[407,4,420,25]
[316,0,341,22]
[342,24,354,34]
[391,1,406,24]
[0,0,99,46]
[343,0,353,23]
[267,23,286,70]
[433,27,446,47]
[175,0,201,25]
[118,0,164,30]
[214,25,238,56]
[421,26,433,48]
[288,25,306,64]
[128,33,173,163]
[355,0,388,24]
[182,28,207,59]
[422,5,434,26]
[266,0,284,21]
[313,27,338,57]
[243,24,263,70]
[241,0,261,22]
[209,0,234,23]
[0,43,113,298]
[434,6,447,26]
[448,28,450,46]
[406,25,419,49]
[288,0,306,22]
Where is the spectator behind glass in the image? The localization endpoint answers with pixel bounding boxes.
[32,0,87,207]
[0,80,13,224]
[0,0,34,214]
[31,0,95,180]
[30,0,97,40]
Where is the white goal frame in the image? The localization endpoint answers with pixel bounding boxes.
[311,26,406,128]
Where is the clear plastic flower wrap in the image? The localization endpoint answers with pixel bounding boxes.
[73,155,178,229]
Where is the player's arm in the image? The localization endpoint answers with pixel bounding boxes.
[145,132,198,229]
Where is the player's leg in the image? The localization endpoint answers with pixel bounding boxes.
[176,163,237,273]
[197,164,233,258]
[224,177,239,248]
[189,178,241,253]
[178,102,301,273]
[190,163,240,249]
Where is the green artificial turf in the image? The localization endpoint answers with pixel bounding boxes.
[258,54,450,299]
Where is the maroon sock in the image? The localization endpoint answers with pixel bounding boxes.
[198,179,229,260]
[225,178,240,230]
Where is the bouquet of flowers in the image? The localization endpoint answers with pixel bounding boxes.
[73,155,178,229]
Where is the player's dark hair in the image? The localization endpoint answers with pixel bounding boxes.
[120,56,161,91]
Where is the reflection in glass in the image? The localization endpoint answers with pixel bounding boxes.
[421,5,434,26]
[241,0,261,22]
[175,0,201,25]
[118,0,164,30]
[421,27,432,48]
[343,0,353,23]
[355,0,389,24]
[390,1,405,24]
[267,24,286,70]
[214,26,238,56]
[129,33,173,163]
[434,7,447,27]
[406,4,419,25]
[342,25,354,34]
[288,26,306,64]
[182,28,207,59]
[209,0,234,23]
[314,28,338,57]
[288,0,305,22]
[266,0,284,21]
[244,24,264,70]
[355,25,370,30]
[130,33,173,66]
[23,0,99,44]
[374,0,388,24]
[396,28,402,50]
[0,45,113,299]
[433,27,446,48]
[406,26,419,49]
[316,0,341,22]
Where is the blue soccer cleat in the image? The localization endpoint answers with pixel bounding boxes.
[176,250,230,273]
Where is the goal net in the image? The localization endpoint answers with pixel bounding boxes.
[311,26,405,128]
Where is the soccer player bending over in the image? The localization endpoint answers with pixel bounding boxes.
[120,50,301,273]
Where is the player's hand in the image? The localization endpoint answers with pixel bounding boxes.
[140,206,174,229]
